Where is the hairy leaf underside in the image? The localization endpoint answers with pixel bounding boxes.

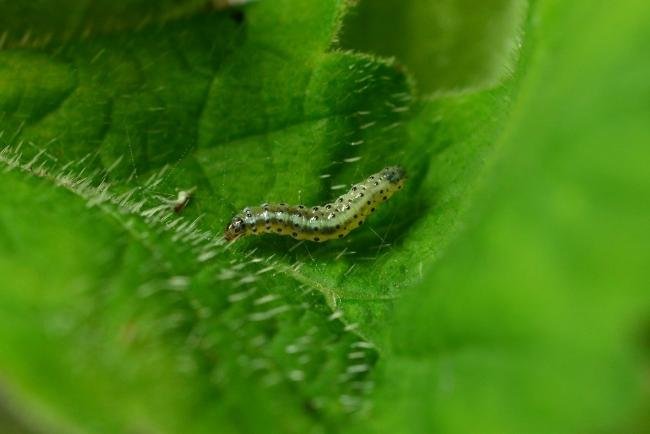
[0,1,648,433]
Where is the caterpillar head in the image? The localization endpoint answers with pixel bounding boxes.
[224,215,246,241]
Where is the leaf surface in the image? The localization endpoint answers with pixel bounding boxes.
[0,0,648,433]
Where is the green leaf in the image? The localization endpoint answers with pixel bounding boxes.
[0,1,400,431]
[1,0,649,433]
[354,1,650,434]
[0,0,227,47]
[339,0,527,94]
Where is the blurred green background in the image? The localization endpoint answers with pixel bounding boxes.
[0,0,648,433]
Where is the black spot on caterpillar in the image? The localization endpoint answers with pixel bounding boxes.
[224,166,406,242]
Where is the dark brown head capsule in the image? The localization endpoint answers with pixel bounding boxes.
[224,215,246,241]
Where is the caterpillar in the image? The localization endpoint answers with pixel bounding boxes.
[224,166,406,242]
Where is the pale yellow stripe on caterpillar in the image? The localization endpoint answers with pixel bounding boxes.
[224,166,406,242]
